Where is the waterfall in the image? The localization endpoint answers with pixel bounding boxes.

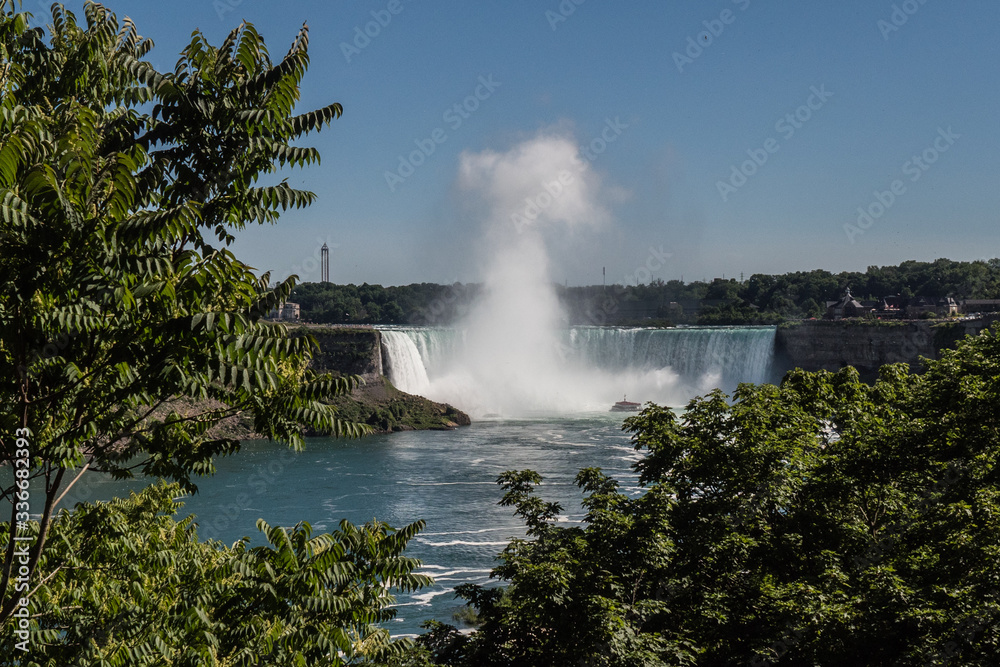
[390,327,464,377]
[378,326,777,415]
[380,330,431,395]
[561,327,776,387]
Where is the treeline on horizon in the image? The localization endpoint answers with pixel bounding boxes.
[290,257,1000,326]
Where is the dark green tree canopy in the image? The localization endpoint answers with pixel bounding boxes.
[4,483,431,664]
[1,0,365,626]
[414,328,1000,666]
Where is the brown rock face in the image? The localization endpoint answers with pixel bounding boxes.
[294,326,471,434]
[775,318,993,380]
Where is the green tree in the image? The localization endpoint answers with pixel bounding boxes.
[428,328,1000,666]
[4,482,429,664]
[703,278,739,302]
[799,297,822,318]
[382,301,405,324]
[0,0,367,628]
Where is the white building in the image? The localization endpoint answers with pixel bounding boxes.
[268,302,300,322]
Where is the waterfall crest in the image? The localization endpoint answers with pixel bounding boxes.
[379,326,776,415]
[563,327,776,386]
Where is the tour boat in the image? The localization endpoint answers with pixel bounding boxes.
[610,395,641,412]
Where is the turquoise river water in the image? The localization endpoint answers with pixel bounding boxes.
[26,326,781,637]
[63,413,644,637]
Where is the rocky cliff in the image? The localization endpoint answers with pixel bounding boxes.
[291,325,470,434]
[301,326,383,382]
[775,318,995,379]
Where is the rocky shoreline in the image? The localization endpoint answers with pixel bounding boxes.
[293,325,470,436]
[322,374,471,435]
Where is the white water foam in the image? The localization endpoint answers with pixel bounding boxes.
[380,131,775,417]
[380,330,431,395]
[380,325,775,417]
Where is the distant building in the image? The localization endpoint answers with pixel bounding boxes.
[268,302,300,322]
[940,297,959,317]
[825,288,869,319]
[906,297,958,318]
[962,299,1000,314]
[877,295,905,318]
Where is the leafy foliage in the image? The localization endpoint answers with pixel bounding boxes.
[0,0,363,625]
[420,328,1000,666]
[0,483,430,665]
[290,282,480,326]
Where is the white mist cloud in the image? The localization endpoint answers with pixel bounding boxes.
[407,129,631,416]
[457,131,611,233]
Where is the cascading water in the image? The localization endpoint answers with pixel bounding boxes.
[394,131,778,417]
[380,325,777,416]
[563,327,776,385]
[379,330,432,396]
[388,328,464,378]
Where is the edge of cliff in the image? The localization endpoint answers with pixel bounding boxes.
[291,325,471,435]
[775,316,1000,381]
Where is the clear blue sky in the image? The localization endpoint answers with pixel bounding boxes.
[40,0,1000,286]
